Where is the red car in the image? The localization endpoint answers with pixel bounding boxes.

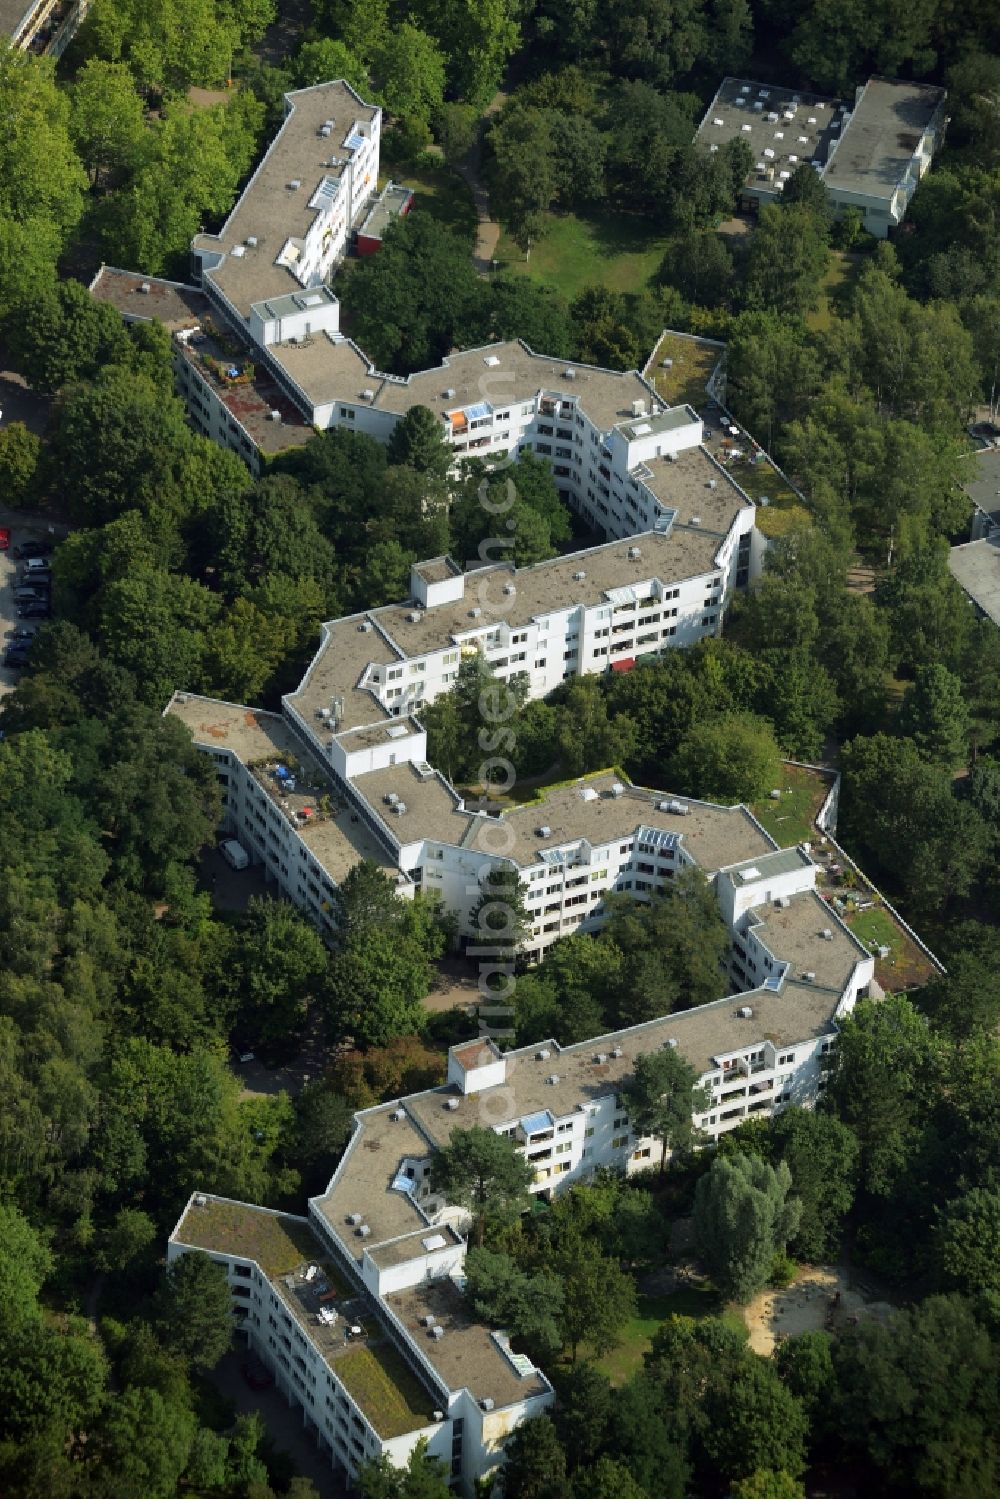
[0,528,10,551]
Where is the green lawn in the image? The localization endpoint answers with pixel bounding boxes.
[494,211,672,300]
[751,764,833,848]
[382,162,478,242]
[647,331,722,408]
[806,250,864,333]
[594,1286,747,1385]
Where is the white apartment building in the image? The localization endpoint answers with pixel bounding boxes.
[165,467,760,955]
[90,77,770,556]
[167,845,872,1491]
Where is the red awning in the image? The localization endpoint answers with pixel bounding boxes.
[610,658,635,673]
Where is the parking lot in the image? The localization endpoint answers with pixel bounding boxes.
[0,514,59,699]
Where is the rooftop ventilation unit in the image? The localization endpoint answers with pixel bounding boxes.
[580,786,599,802]
[573,570,586,582]
[484,355,501,367]
[631,400,646,418]
[443,387,456,399]
[611,1046,623,1058]
[391,801,407,815]
[665,1038,678,1048]
[288,178,301,189]
[803,971,816,982]
[737,1006,753,1019]
[821,928,834,941]
[407,610,422,623]
[318,707,331,721]
[537,1048,551,1061]
[347,1212,363,1226]
[320,122,332,137]
[536,825,552,837]
[562,368,577,379]
[595,1052,609,1064]
[421,1314,436,1327]
[481,1397,495,1411]
[391,1108,406,1121]
[139,281,151,294]
[468,607,482,619]
[433,1410,445,1422]
[431,1325,445,1340]
[707,479,717,489]
[610,782,624,798]
[546,1074,560,1085]
[193,1193,207,1207]
[503,583,516,596]
[358,620,373,633]
[269,409,281,422]
[690,515,702,526]
[778,895,791,908]
[246,235,259,248]
[628,546,642,560]
[445,1098,461,1111]
[713,117,724,127]
[667,799,689,815]
[358,1224,371,1238]
[361,388,375,401]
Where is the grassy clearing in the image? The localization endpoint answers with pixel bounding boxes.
[494,211,671,300]
[647,331,722,408]
[806,251,863,334]
[727,454,811,538]
[594,1286,747,1385]
[751,764,832,848]
[336,1344,434,1438]
[382,162,478,242]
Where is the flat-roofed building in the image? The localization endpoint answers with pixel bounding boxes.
[169,803,873,1492]
[823,77,947,237]
[694,74,946,237]
[2,0,88,54]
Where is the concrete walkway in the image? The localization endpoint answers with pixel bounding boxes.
[453,92,507,276]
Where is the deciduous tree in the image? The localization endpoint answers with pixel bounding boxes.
[694,1153,801,1303]
[429,1125,533,1244]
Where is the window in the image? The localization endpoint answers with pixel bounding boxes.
[612,1134,629,1149]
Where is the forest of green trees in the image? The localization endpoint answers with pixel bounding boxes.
[2,0,1000,1490]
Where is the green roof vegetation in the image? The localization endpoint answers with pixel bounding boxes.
[751,764,833,848]
[647,332,722,408]
[177,1198,342,1281]
[336,1343,433,1438]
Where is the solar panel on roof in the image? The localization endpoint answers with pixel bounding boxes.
[346,132,365,150]
[465,401,492,420]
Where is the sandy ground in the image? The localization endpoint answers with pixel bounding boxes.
[743,1266,894,1355]
[424,955,480,1014]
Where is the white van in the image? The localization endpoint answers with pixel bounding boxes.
[220,838,250,870]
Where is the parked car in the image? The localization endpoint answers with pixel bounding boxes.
[13,539,53,559]
[242,1358,274,1391]
[22,557,51,576]
[6,626,36,641]
[17,601,50,619]
[4,649,29,669]
[0,527,10,551]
